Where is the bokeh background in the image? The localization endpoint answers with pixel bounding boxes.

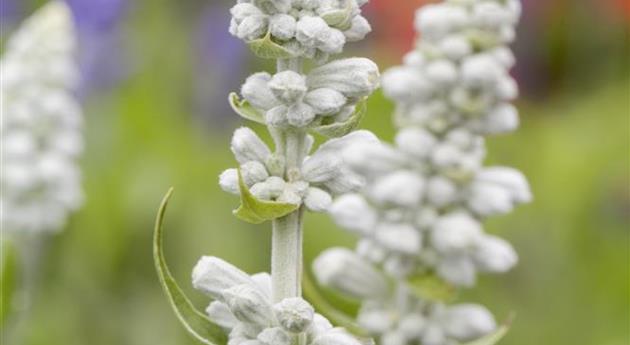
[1,0,628,344]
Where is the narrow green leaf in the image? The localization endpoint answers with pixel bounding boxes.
[1,240,17,327]
[153,188,228,345]
[228,92,266,124]
[462,315,514,345]
[233,170,299,224]
[407,273,458,302]
[302,272,369,338]
[311,99,367,138]
[247,31,296,59]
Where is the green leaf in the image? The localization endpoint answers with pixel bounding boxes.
[1,240,17,327]
[233,170,299,224]
[153,188,228,345]
[302,272,370,338]
[461,315,514,345]
[228,92,266,124]
[247,31,296,59]
[320,0,353,29]
[311,99,367,138]
[407,273,458,302]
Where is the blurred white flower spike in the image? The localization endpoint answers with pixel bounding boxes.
[314,0,531,344]
[1,1,83,234]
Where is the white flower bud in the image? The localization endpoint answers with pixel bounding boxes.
[425,59,458,87]
[431,213,483,254]
[439,35,472,61]
[369,171,425,207]
[251,272,272,298]
[266,105,289,127]
[344,15,371,42]
[296,16,329,47]
[220,168,240,194]
[472,1,513,29]
[231,4,264,23]
[436,255,477,287]
[470,103,519,134]
[277,187,303,204]
[322,168,365,194]
[395,127,437,158]
[381,331,406,345]
[273,297,315,333]
[382,66,433,103]
[473,235,518,273]
[344,142,406,176]
[250,176,287,200]
[461,55,501,88]
[268,71,308,104]
[257,327,291,345]
[443,304,496,341]
[357,306,395,334]
[426,176,459,208]
[206,301,238,330]
[304,187,333,212]
[317,28,346,54]
[269,14,296,40]
[241,161,270,186]
[287,102,316,127]
[496,75,518,100]
[308,314,334,338]
[237,15,269,41]
[476,166,531,203]
[231,127,272,164]
[398,313,427,339]
[490,47,516,69]
[375,223,422,255]
[329,194,377,234]
[421,323,447,345]
[307,58,379,99]
[223,284,274,326]
[311,329,364,345]
[403,50,426,67]
[313,248,389,299]
[304,88,347,115]
[241,72,281,111]
[467,182,514,216]
[192,256,255,300]
[302,153,342,183]
[415,4,468,41]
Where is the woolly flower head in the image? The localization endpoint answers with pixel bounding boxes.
[1,1,83,233]
[220,129,378,212]
[230,0,371,62]
[192,256,366,345]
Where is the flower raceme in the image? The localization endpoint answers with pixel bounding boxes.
[0,1,83,233]
[193,256,366,345]
[312,1,531,344]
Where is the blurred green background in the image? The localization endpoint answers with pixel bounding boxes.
[1,0,628,344]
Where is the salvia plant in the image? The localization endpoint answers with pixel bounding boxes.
[154,1,380,345]
[0,0,82,336]
[1,1,83,235]
[311,0,531,344]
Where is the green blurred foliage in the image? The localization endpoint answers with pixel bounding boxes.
[1,0,628,345]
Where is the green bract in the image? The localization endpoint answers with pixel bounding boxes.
[229,92,266,124]
[406,273,458,303]
[233,170,299,224]
[247,31,296,59]
[153,189,228,345]
[310,99,367,138]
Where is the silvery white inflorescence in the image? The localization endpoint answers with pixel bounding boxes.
[1,1,83,233]
[230,0,372,63]
[313,0,531,344]
[189,1,379,344]
[193,256,368,345]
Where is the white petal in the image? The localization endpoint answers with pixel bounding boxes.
[192,256,255,300]
[443,304,496,341]
[231,127,272,164]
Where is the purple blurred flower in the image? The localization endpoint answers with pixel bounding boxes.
[0,0,23,30]
[194,4,248,126]
[64,0,130,98]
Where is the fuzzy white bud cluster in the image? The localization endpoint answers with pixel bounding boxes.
[230,0,371,62]
[314,1,529,344]
[220,128,377,212]
[192,256,365,345]
[0,1,83,233]
[242,58,379,129]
